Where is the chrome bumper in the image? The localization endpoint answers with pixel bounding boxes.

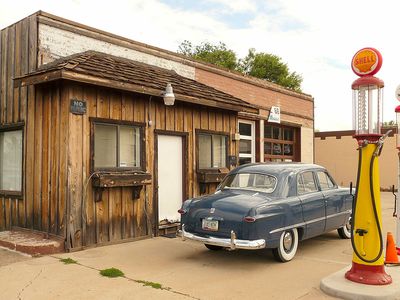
[177,224,266,250]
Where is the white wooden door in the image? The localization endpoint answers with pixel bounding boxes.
[157,135,183,223]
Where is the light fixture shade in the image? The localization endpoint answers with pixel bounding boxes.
[163,83,175,106]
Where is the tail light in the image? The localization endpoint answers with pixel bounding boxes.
[244,216,256,223]
[178,209,187,215]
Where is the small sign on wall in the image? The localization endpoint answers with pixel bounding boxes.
[268,106,280,123]
[70,99,87,115]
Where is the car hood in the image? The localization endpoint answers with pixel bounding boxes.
[189,189,272,215]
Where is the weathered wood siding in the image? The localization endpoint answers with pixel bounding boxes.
[0,14,38,231]
[0,13,239,249]
[64,81,238,249]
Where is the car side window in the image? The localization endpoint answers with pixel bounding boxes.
[317,171,335,190]
[297,171,318,195]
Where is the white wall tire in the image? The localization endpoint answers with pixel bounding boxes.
[272,228,299,262]
[337,216,351,239]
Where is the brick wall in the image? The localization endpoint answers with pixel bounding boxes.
[195,68,314,127]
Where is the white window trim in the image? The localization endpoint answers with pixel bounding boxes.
[238,120,255,163]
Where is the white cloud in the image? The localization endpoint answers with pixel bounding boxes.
[205,0,257,13]
[1,0,400,131]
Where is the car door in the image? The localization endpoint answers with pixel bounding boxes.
[316,171,346,231]
[297,171,326,238]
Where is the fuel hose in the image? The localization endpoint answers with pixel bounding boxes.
[350,143,384,263]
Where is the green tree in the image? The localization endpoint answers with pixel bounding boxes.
[238,48,302,92]
[177,41,303,92]
[177,40,238,71]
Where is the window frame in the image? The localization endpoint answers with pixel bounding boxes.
[238,119,255,165]
[297,171,318,195]
[90,118,145,172]
[316,171,338,191]
[196,129,229,172]
[263,123,300,162]
[0,122,24,198]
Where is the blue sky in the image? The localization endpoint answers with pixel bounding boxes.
[1,0,399,131]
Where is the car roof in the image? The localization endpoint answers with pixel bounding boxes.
[230,162,326,177]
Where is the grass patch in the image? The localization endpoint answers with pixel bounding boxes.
[135,280,165,290]
[100,267,125,278]
[60,258,78,264]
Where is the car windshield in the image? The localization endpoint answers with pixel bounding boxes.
[219,173,277,193]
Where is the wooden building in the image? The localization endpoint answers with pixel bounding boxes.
[0,34,256,250]
[0,11,314,251]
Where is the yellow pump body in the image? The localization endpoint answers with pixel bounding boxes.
[345,138,391,285]
[352,143,384,266]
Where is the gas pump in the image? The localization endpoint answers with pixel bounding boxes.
[345,47,392,285]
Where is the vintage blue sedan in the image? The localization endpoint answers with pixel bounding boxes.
[178,163,352,262]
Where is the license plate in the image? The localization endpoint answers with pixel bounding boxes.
[202,219,219,231]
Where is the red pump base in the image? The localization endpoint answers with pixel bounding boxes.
[345,262,392,285]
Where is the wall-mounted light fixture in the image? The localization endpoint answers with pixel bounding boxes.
[162,83,175,106]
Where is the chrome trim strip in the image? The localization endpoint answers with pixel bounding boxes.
[177,225,266,250]
[269,210,351,234]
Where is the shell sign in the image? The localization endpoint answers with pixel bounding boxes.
[351,47,382,77]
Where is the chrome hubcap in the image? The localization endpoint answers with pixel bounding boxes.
[283,232,293,252]
[345,217,351,231]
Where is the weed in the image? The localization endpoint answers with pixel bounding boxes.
[60,258,78,264]
[135,280,165,289]
[100,267,125,278]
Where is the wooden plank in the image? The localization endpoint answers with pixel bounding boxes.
[24,84,35,229]
[19,18,29,122]
[175,104,184,132]
[96,88,110,118]
[192,108,201,196]
[155,101,165,130]
[58,86,69,237]
[121,187,133,239]
[41,88,50,232]
[1,29,8,124]
[110,187,122,241]
[208,110,216,131]
[95,189,109,244]
[50,85,60,235]
[33,88,43,230]
[20,23,28,226]
[215,111,223,132]
[18,197,24,227]
[223,113,230,133]
[165,105,175,131]
[134,95,145,123]
[230,114,237,157]
[13,22,21,123]
[5,198,11,229]
[12,199,18,227]
[184,106,193,198]
[84,85,96,245]
[28,14,38,73]
[109,91,121,119]
[122,92,134,122]
[6,25,15,124]
[200,108,208,130]
[0,197,5,230]
[68,84,83,248]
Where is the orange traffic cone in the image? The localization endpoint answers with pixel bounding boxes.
[385,232,400,265]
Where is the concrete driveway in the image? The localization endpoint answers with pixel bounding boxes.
[0,192,397,300]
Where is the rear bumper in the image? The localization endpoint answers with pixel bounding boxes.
[177,224,266,250]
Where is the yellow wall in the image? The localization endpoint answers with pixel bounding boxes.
[315,134,398,190]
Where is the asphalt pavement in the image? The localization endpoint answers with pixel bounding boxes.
[0,192,398,300]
